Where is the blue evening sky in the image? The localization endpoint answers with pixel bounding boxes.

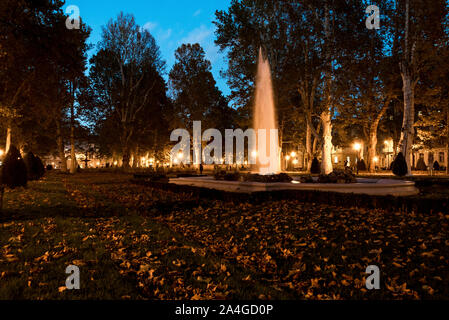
[63,0,231,96]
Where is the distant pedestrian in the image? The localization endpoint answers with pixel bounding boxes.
[199,163,204,175]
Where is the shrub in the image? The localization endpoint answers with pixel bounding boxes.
[433,161,440,171]
[317,174,330,183]
[415,158,427,171]
[310,157,321,174]
[214,170,240,181]
[299,175,314,183]
[1,146,28,188]
[357,159,367,171]
[392,152,408,177]
[315,168,356,184]
[46,164,53,171]
[23,152,45,181]
[242,173,292,183]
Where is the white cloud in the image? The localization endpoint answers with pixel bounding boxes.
[177,25,222,64]
[179,25,213,46]
[142,21,158,32]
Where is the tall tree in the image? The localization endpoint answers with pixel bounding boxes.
[169,43,232,130]
[392,0,448,174]
[89,12,165,169]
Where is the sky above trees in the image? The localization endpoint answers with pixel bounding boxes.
[63,0,231,96]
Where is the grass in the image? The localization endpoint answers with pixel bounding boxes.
[0,171,448,300]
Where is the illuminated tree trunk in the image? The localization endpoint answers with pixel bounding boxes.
[70,101,76,174]
[398,71,415,175]
[398,0,415,175]
[5,125,11,154]
[321,2,333,175]
[306,122,312,171]
[368,106,390,173]
[321,111,333,174]
[368,125,378,173]
[56,120,67,171]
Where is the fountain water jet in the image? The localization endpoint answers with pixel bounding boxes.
[253,48,281,175]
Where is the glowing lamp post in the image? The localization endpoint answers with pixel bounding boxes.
[353,142,362,163]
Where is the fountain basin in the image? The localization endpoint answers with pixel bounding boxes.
[169,176,419,196]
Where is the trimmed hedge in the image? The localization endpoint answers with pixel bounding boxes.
[23,152,45,181]
[433,161,440,171]
[1,146,27,188]
[416,158,427,171]
[310,157,320,174]
[392,152,408,177]
[131,179,448,215]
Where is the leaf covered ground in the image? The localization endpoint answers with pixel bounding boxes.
[0,172,448,300]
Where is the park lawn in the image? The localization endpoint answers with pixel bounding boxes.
[0,171,448,300]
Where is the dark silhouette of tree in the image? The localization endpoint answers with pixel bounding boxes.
[169,43,233,131]
[89,12,166,169]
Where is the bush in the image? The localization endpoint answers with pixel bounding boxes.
[357,159,367,171]
[433,161,440,171]
[310,157,321,174]
[46,164,53,171]
[416,158,427,171]
[316,168,356,184]
[1,146,28,188]
[214,170,240,181]
[23,152,45,181]
[242,173,293,183]
[392,152,408,177]
[299,175,314,183]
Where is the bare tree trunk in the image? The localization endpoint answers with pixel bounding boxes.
[321,3,333,175]
[399,72,415,175]
[120,124,132,169]
[306,122,312,172]
[122,147,130,169]
[446,108,449,175]
[56,120,67,171]
[398,0,415,175]
[70,103,76,174]
[132,145,139,168]
[321,111,333,174]
[5,125,11,154]
[368,125,378,173]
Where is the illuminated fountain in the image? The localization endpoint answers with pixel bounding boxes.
[168,49,418,196]
[253,48,281,175]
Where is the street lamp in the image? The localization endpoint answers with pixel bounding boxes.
[286,155,291,161]
[0,149,4,157]
[290,151,297,158]
[353,143,362,152]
